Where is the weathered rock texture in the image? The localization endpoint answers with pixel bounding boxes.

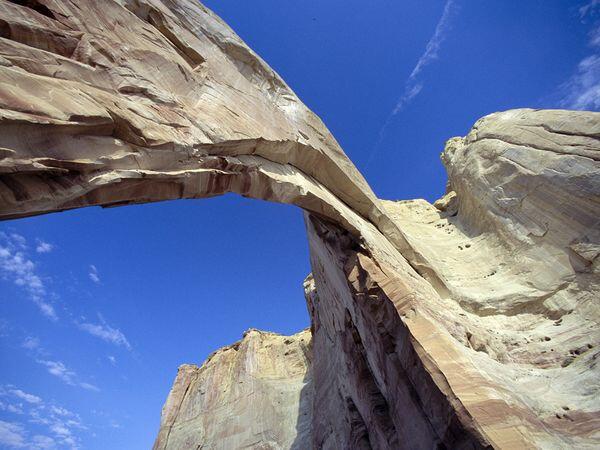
[153,329,312,450]
[0,1,598,449]
[304,110,600,450]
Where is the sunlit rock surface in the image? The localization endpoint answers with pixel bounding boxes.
[378,109,600,448]
[0,0,390,236]
[153,329,312,450]
[0,1,598,449]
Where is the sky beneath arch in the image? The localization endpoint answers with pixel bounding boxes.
[0,1,598,448]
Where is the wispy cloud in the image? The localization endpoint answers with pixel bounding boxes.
[77,316,131,351]
[580,0,600,17]
[391,0,457,115]
[559,1,600,110]
[35,241,53,254]
[107,355,117,366]
[560,55,600,109]
[0,421,55,449]
[0,401,24,415]
[31,435,56,449]
[7,234,26,249]
[36,360,99,392]
[88,265,100,284]
[9,389,41,405]
[21,337,41,351]
[78,382,100,392]
[37,360,76,385]
[0,233,57,320]
[1,385,85,449]
[0,421,26,448]
[367,0,458,166]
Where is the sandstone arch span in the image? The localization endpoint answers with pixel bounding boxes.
[1,1,599,449]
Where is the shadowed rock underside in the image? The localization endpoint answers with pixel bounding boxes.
[0,1,598,448]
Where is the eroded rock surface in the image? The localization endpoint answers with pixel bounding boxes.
[0,1,599,449]
[153,329,312,450]
[0,0,389,236]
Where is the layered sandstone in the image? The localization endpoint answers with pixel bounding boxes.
[309,110,600,448]
[158,110,600,449]
[0,1,598,449]
[153,329,312,450]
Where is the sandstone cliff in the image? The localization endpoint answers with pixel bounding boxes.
[157,109,600,449]
[302,109,599,450]
[0,1,598,449]
[153,329,312,450]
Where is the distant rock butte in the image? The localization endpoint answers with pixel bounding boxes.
[0,1,598,449]
[153,329,312,450]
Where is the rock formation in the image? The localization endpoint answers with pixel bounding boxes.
[153,329,312,450]
[0,1,598,449]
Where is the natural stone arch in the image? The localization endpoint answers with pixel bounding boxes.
[0,0,437,279]
[0,0,459,446]
[1,1,599,449]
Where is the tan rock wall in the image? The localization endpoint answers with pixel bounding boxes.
[153,329,312,450]
[0,1,598,449]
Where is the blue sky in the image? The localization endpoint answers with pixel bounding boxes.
[1,1,598,448]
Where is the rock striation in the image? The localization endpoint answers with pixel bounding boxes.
[153,329,312,450]
[0,1,598,449]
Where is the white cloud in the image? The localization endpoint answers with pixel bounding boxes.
[0,387,31,414]
[10,389,41,405]
[35,241,53,254]
[31,435,56,449]
[0,245,43,296]
[0,233,57,320]
[0,421,57,450]
[559,1,600,110]
[49,406,70,417]
[392,0,457,114]
[50,423,71,438]
[88,265,100,284]
[1,385,85,449]
[77,316,131,350]
[36,360,100,393]
[369,0,458,164]
[21,337,41,351]
[0,421,26,448]
[8,234,26,250]
[37,360,76,386]
[107,355,117,366]
[392,0,455,116]
[0,401,24,415]
[78,382,100,392]
[34,302,57,321]
[580,0,600,18]
[560,55,600,110]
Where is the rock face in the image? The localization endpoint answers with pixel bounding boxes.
[301,110,599,450]
[0,1,599,449]
[153,329,312,450]
[0,0,392,240]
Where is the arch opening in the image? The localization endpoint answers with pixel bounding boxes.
[0,194,314,448]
